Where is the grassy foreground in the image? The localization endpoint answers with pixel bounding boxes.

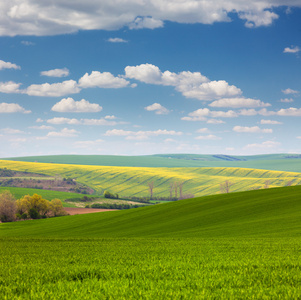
[1,186,301,299]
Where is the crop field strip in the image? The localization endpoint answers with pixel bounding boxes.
[1,160,301,198]
[1,186,301,299]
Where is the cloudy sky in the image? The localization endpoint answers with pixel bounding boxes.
[0,0,300,157]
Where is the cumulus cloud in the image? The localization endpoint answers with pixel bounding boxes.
[196,128,210,133]
[51,98,102,113]
[26,80,80,97]
[47,128,79,137]
[74,139,104,148]
[280,98,294,103]
[0,102,31,113]
[125,63,241,101]
[105,128,183,140]
[0,60,20,70]
[21,41,35,46]
[30,125,54,130]
[244,140,281,149]
[78,71,130,88]
[46,117,117,126]
[144,103,169,115]
[182,108,238,121]
[283,46,300,53]
[282,88,299,95]
[1,1,297,36]
[1,128,26,134]
[206,119,225,124]
[260,120,282,125]
[209,97,270,108]
[41,68,70,77]
[107,38,128,43]
[195,134,221,140]
[0,81,22,93]
[104,115,117,120]
[233,126,273,133]
[276,107,301,116]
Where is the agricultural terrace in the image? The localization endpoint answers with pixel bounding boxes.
[0,160,301,198]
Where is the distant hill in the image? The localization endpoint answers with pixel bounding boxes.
[1,160,300,197]
[2,153,301,172]
[1,185,301,238]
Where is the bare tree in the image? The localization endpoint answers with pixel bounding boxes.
[178,181,184,199]
[148,181,154,199]
[169,182,174,199]
[220,180,233,194]
[264,180,270,189]
[174,182,179,199]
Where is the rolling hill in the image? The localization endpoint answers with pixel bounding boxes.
[1,185,301,238]
[1,160,301,197]
[2,153,301,172]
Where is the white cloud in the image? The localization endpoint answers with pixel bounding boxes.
[129,17,164,30]
[51,98,102,113]
[78,71,130,89]
[30,125,54,130]
[105,129,183,140]
[107,38,128,43]
[125,63,241,101]
[239,109,258,116]
[104,115,117,120]
[1,128,26,134]
[283,46,300,53]
[182,108,238,121]
[36,118,43,123]
[47,128,79,137]
[244,140,281,149]
[46,117,117,126]
[144,103,169,115]
[41,68,70,77]
[276,107,301,116]
[282,88,299,95]
[0,60,20,70]
[206,119,225,124]
[1,1,296,36]
[233,126,273,133]
[209,97,270,108]
[10,138,26,143]
[47,117,81,125]
[196,128,210,133]
[195,134,221,140]
[297,136,301,139]
[74,139,104,148]
[280,98,294,103]
[0,81,22,93]
[21,41,34,46]
[260,120,282,125]
[0,102,31,113]
[26,80,80,97]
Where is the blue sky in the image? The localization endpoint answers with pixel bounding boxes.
[0,1,300,157]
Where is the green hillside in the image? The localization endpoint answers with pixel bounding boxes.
[3,153,301,172]
[1,160,301,197]
[1,185,301,238]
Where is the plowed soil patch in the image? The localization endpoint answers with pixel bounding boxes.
[64,207,117,215]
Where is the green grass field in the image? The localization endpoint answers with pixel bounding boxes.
[3,153,301,172]
[1,186,301,298]
[1,160,301,198]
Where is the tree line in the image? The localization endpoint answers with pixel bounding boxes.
[0,191,67,222]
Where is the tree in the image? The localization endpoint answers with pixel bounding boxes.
[169,182,174,199]
[178,181,184,199]
[49,199,67,217]
[220,180,233,194]
[0,190,17,222]
[148,181,154,199]
[264,180,270,189]
[19,194,49,218]
[174,182,179,198]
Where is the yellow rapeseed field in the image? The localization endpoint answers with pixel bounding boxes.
[1,160,301,197]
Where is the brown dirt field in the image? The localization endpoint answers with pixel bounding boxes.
[64,207,118,215]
